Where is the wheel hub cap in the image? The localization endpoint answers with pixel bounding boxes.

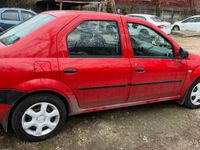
[37,115,46,123]
[191,83,200,106]
[21,102,60,137]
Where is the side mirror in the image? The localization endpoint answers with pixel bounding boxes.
[179,48,189,59]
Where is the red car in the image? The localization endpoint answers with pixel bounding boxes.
[0,11,199,141]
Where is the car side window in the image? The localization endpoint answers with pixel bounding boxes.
[67,20,122,57]
[1,10,20,21]
[194,17,200,23]
[182,18,196,23]
[21,11,34,21]
[127,23,174,58]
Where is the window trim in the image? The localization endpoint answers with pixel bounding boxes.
[127,22,175,59]
[1,10,20,21]
[66,19,123,58]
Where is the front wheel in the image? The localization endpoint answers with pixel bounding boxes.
[185,79,200,109]
[11,93,67,142]
[172,26,180,31]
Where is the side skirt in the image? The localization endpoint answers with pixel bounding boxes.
[69,95,181,116]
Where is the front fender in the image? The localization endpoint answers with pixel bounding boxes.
[179,66,200,103]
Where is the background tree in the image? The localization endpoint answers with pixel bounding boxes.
[106,0,116,13]
[189,0,197,15]
[154,0,161,17]
[0,0,35,8]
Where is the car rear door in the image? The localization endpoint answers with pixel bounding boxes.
[57,14,131,109]
[122,17,188,102]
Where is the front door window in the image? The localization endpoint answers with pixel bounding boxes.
[127,23,174,58]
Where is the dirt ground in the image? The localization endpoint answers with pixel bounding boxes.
[0,36,200,150]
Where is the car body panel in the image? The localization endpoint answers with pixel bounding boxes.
[0,11,200,131]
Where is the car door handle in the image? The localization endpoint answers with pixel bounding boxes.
[135,67,145,72]
[63,68,78,73]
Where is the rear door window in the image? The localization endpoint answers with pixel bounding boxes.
[1,10,20,21]
[67,20,122,57]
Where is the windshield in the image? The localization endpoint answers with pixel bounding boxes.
[0,13,55,45]
[151,17,162,22]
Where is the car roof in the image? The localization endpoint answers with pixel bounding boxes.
[0,8,36,14]
[45,10,156,27]
[45,10,123,18]
[189,15,200,18]
[127,14,156,18]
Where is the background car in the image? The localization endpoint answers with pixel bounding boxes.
[172,15,200,32]
[0,8,36,32]
[127,14,172,34]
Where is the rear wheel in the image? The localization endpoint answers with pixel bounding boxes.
[11,93,67,141]
[184,79,200,109]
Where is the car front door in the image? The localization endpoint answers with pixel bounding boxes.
[123,19,188,102]
[57,15,131,109]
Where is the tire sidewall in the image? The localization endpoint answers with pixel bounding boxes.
[11,94,67,142]
[185,79,200,109]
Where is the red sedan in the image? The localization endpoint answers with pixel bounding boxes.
[0,11,199,141]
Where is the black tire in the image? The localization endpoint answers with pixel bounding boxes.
[172,26,180,31]
[11,93,67,142]
[184,79,200,109]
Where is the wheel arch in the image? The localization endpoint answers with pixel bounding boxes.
[172,25,180,30]
[178,74,200,105]
[6,89,70,131]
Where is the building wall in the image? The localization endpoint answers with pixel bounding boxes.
[115,0,200,22]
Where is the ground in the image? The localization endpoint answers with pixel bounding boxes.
[0,36,200,150]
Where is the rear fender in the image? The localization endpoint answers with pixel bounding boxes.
[14,78,80,115]
[2,78,80,131]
